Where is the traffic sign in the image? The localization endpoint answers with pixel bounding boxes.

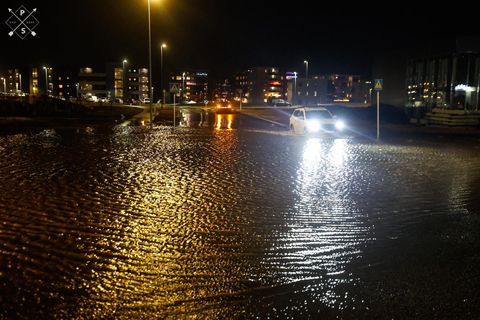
[374,79,383,91]
[169,83,180,93]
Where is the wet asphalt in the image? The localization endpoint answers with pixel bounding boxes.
[0,112,479,319]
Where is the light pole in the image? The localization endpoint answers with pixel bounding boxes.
[18,73,22,93]
[182,72,186,104]
[43,67,48,96]
[147,0,153,127]
[160,43,167,109]
[122,59,128,103]
[293,71,297,105]
[1,77,5,93]
[304,60,309,106]
[304,60,309,81]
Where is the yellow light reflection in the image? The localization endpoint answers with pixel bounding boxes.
[215,114,233,130]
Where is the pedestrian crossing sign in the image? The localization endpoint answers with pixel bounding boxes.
[169,83,180,93]
[374,79,383,91]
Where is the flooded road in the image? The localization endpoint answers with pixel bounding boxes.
[1,116,480,319]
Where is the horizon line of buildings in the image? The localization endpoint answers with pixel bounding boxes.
[0,63,372,106]
[3,52,478,110]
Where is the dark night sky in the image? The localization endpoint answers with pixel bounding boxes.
[1,0,479,81]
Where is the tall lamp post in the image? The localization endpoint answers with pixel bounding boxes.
[182,72,186,103]
[122,59,128,103]
[160,43,167,109]
[147,0,153,127]
[293,71,297,105]
[1,77,6,93]
[43,66,48,96]
[18,73,22,93]
[304,60,309,106]
[304,60,309,81]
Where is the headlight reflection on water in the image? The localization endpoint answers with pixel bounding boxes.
[284,137,370,307]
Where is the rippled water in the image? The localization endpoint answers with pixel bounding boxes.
[1,120,480,319]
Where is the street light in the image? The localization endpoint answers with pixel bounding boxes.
[304,60,309,81]
[293,71,297,106]
[160,43,167,109]
[43,66,48,96]
[304,60,309,106]
[1,77,5,93]
[18,73,22,93]
[147,0,154,127]
[122,59,128,103]
[182,72,186,103]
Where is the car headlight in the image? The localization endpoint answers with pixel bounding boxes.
[335,120,345,130]
[306,119,320,132]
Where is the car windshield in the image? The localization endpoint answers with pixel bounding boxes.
[306,110,332,119]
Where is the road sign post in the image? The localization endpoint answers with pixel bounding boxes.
[374,79,383,141]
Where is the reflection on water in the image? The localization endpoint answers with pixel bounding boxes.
[179,109,236,130]
[179,109,213,128]
[0,127,479,318]
[215,114,234,130]
[286,138,369,308]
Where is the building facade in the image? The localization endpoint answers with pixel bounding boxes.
[78,65,149,102]
[78,67,107,99]
[169,70,209,103]
[127,68,149,102]
[235,67,285,105]
[406,53,480,111]
[288,74,371,106]
[294,76,330,105]
[6,69,24,94]
[212,79,234,102]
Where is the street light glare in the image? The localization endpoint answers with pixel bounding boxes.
[123,59,128,63]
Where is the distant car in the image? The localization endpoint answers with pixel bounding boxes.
[289,107,345,135]
[271,99,291,107]
[86,95,98,102]
[142,98,151,104]
[215,100,234,113]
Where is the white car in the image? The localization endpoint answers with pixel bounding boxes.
[289,107,345,135]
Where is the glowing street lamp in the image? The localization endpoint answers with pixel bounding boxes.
[293,71,298,105]
[1,77,6,93]
[18,73,22,93]
[304,60,309,106]
[43,66,48,96]
[160,43,167,108]
[122,59,128,103]
[147,0,154,127]
[182,72,186,103]
[304,60,309,82]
